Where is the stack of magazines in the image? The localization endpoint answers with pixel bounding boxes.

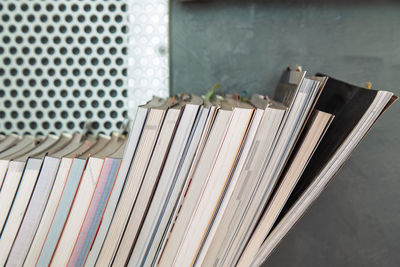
[0,67,396,267]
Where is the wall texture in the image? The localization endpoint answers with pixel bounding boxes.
[170,0,400,266]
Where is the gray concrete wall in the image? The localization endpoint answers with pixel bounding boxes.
[170,1,400,266]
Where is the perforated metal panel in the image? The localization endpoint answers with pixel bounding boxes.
[126,0,169,118]
[0,0,169,135]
